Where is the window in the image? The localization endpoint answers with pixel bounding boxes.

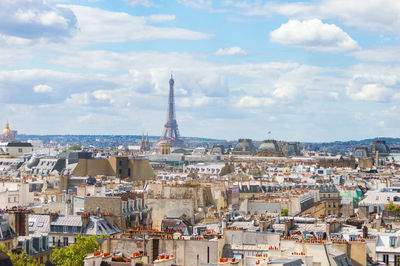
[63,237,68,246]
[18,148,22,153]
[38,222,44,227]
[376,196,379,200]
[52,237,55,246]
[390,237,396,247]
[119,169,122,175]
[395,255,400,265]
[119,160,122,166]
[383,254,389,265]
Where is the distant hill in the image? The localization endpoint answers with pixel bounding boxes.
[16,134,400,154]
[301,137,400,154]
[16,134,225,147]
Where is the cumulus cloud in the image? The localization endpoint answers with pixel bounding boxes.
[346,71,400,102]
[65,5,210,44]
[0,69,118,104]
[33,84,53,93]
[0,0,77,40]
[272,82,299,100]
[215,46,247,56]
[270,19,358,52]
[225,0,400,35]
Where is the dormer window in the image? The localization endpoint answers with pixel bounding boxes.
[391,237,397,247]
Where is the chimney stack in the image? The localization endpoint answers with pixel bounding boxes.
[362,226,368,238]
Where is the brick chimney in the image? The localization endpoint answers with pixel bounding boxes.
[362,226,368,238]
[284,219,294,236]
[49,212,58,222]
[82,213,90,229]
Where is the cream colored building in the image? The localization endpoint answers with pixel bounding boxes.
[0,142,34,157]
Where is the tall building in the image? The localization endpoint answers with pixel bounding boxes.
[1,121,15,142]
[159,74,184,147]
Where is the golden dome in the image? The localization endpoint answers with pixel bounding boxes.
[2,121,12,136]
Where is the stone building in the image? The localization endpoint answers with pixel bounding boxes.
[72,156,155,181]
[319,185,341,216]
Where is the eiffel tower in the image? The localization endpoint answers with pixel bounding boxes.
[159,74,184,147]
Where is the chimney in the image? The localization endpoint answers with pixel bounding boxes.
[362,226,368,238]
[284,219,294,236]
[8,209,30,236]
[49,212,58,222]
[82,213,89,229]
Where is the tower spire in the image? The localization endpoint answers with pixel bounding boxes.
[160,73,184,147]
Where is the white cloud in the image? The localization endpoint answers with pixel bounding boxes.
[272,82,299,99]
[270,19,358,52]
[347,83,392,102]
[353,46,400,63]
[345,69,400,102]
[65,92,90,105]
[215,46,247,56]
[237,96,275,107]
[225,0,400,35]
[179,94,212,107]
[33,84,53,93]
[64,5,210,44]
[177,0,212,9]
[127,0,157,7]
[146,14,176,23]
[0,0,77,40]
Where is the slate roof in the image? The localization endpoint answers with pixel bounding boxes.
[319,185,339,193]
[83,216,121,236]
[6,142,33,147]
[50,215,82,227]
[28,215,50,236]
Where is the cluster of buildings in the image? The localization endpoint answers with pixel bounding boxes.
[0,77,400,265]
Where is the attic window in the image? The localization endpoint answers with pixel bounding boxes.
[391,237,397,247]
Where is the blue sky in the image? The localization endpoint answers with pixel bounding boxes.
[0,0,400,142]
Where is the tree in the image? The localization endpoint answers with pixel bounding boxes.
[52,234,105,266]
[0,245,38,266]
[68,144,81,151]
[281,209,289,216]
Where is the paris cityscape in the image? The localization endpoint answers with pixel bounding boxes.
[1,1,400,266]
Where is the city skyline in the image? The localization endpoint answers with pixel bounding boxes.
[0,0,399,142]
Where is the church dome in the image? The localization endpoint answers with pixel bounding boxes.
[2,122,12,136]
[1,121,14,142]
